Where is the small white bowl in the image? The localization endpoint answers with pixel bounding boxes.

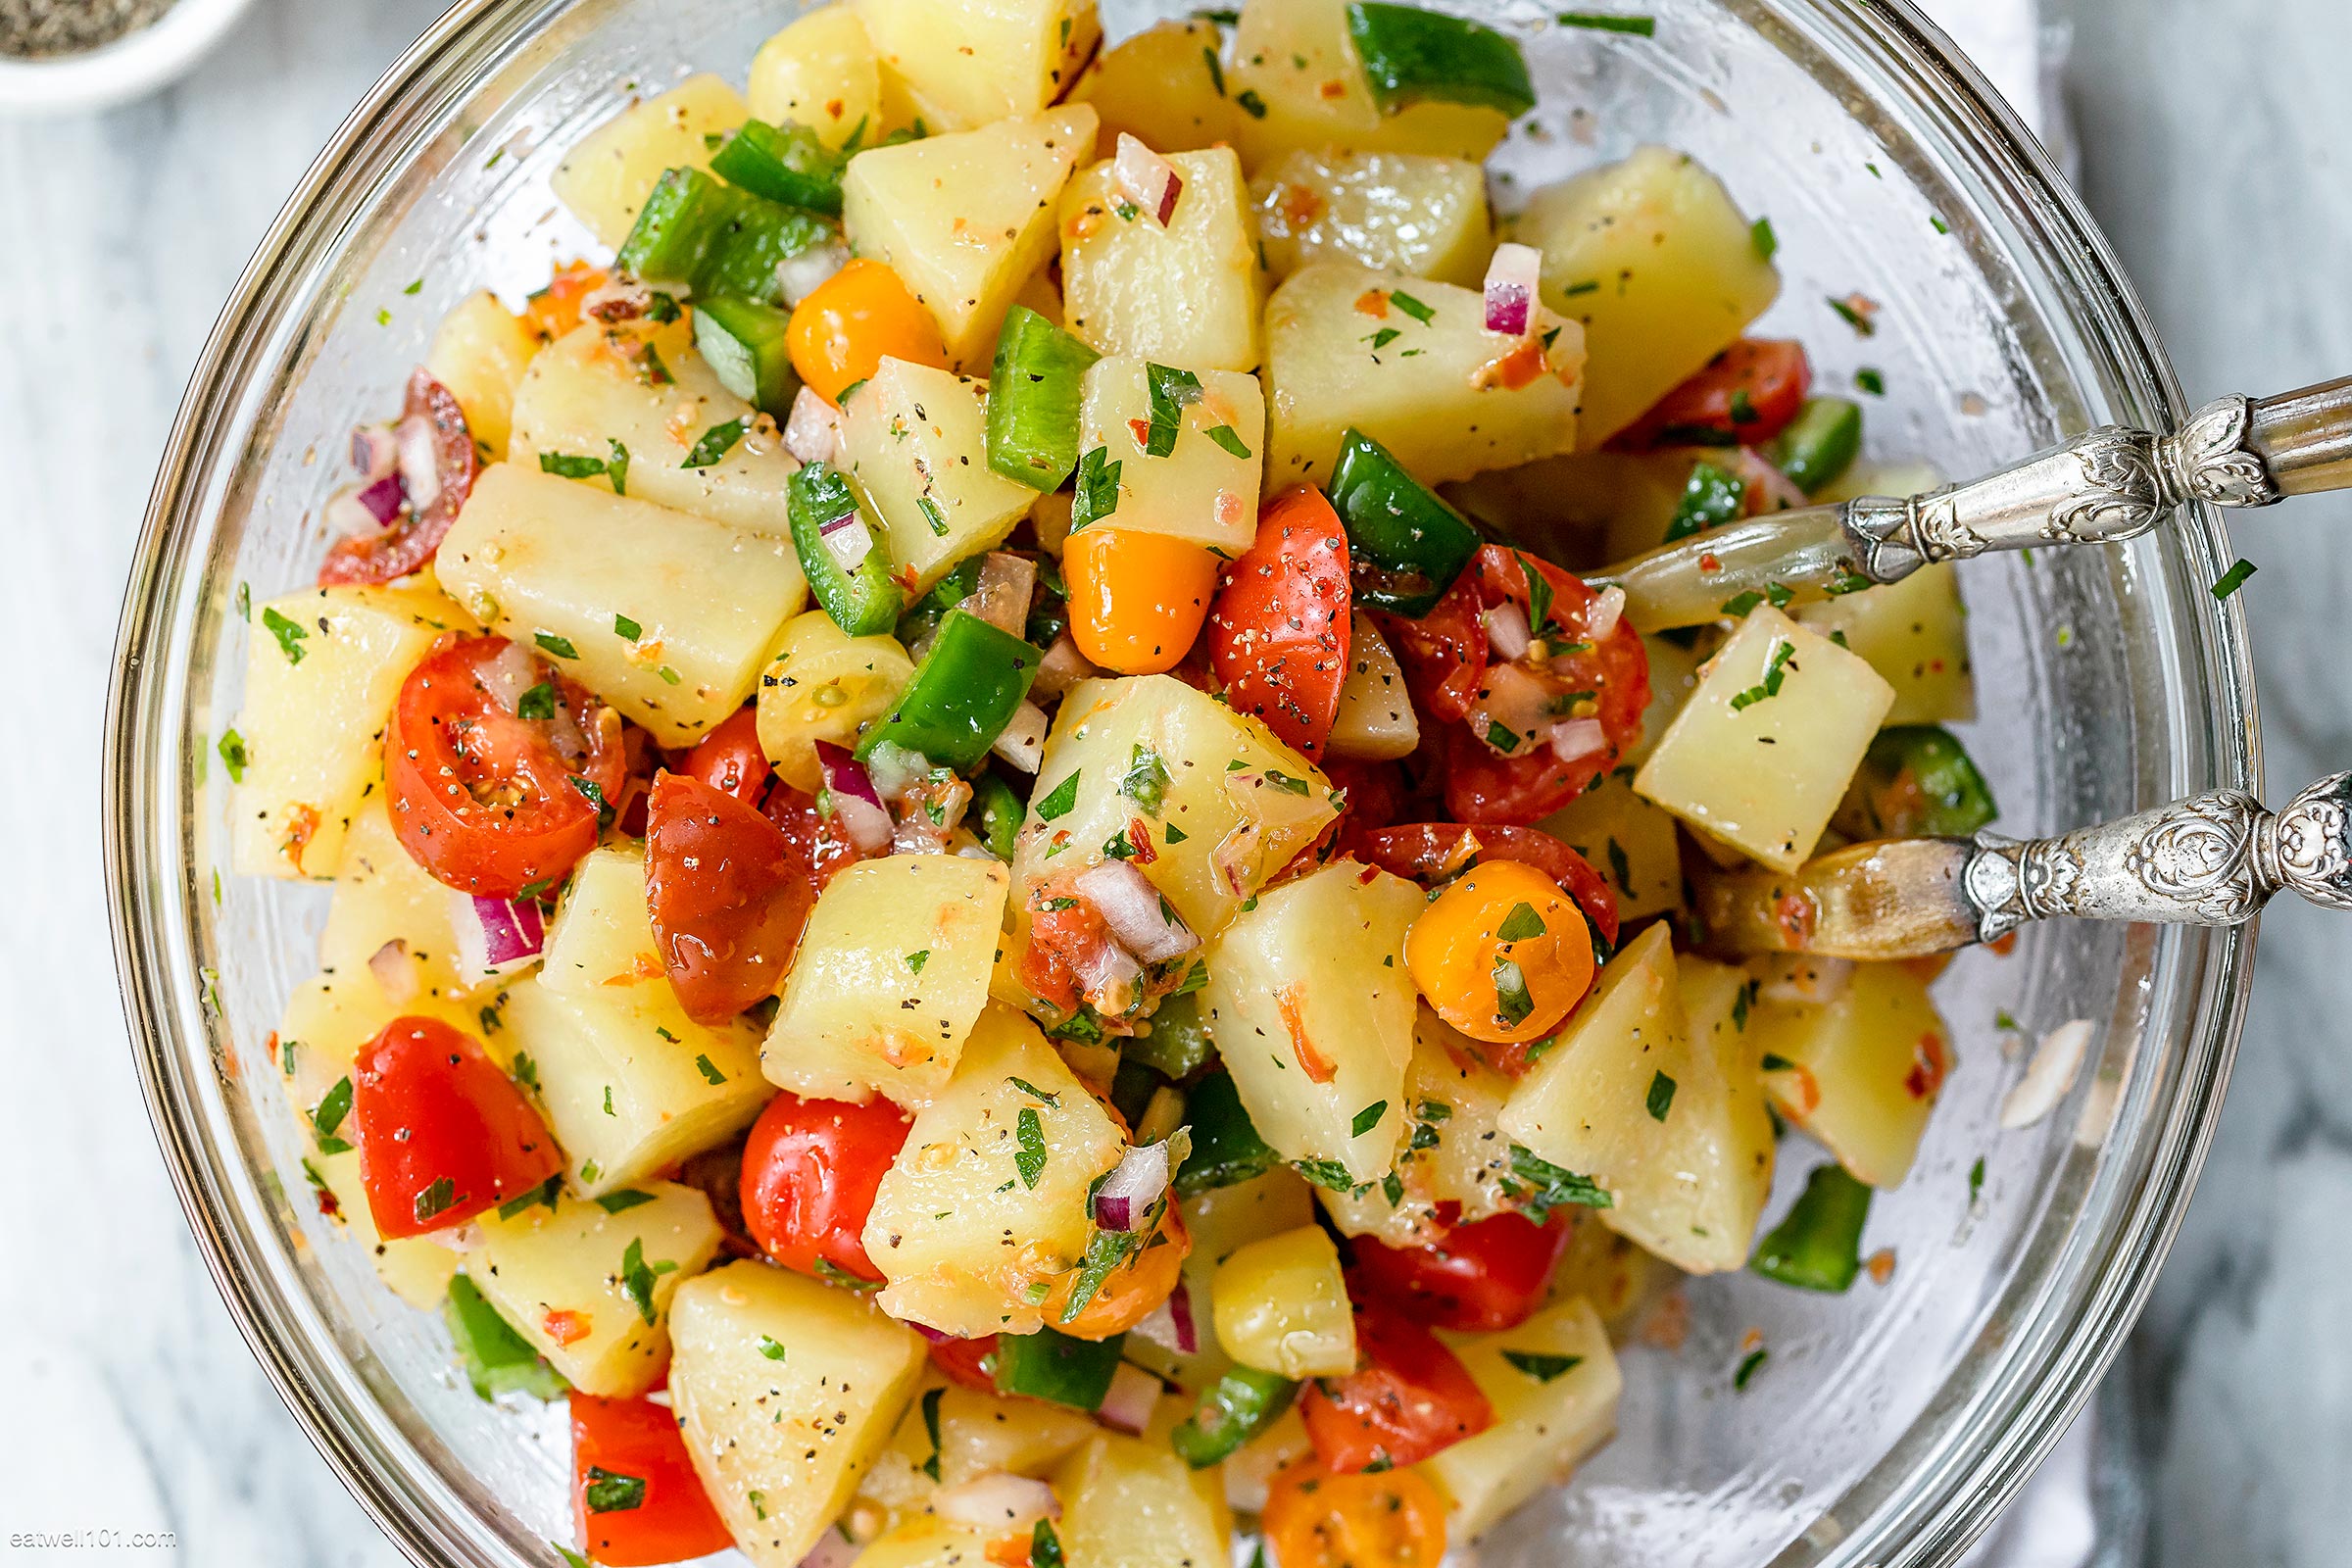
[0,0,256,117]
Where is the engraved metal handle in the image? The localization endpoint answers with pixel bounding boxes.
[1963,770,2352,945]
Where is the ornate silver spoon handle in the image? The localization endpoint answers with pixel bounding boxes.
[1690,771,2352,960]
[1608,376,2352,631]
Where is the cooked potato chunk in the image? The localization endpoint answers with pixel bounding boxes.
[1202,862,1421,1185]
[763,856,1012,1105]
[426,290,539,459]
[755,611,917,792]
[668,1258,929,1566]
[838,360,1041,591]
[1075,357,1264,554]
[320,796,473,1004]
[435,463,806,747]
[1251,150,1493,287]
[470,1182,721,1396]
[1263,262,1584,489]
[862,1005,1127,1336]
[872,1372,1099,1503]
[1227,0,1510,172]
[1634,606,1895,871]
[1070,20,1239,158]
[1326,612,1418,761]
[847,1516,995,1568]
[1060,147,1263,372]
[308,1147,463,1308]
[551,74,748,247]
[1535,772,1684,922]
[843,107,1098,368]
[750,5,898,150]
[1750,959,1951,1188]
[1210,1224,1355,1378]
[229,580,466,879]
[1056,1431,1233,1568]
[1791,563,1975,724]
[1313,1008,1514,1248]
[1513,146,1782,448]
[852,0,1098,132]
[1125,1168,1317,1393]
[508,319,801,538]
[1419,1298,1621,1539]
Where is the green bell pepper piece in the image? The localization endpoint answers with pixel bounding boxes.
[987,306,1102,489]
[1833,724,1999,840]
[1662,458,1747,544]
[894,556,986,649]
[1325,426,1483,616]
[709,119,847,215]
[1173,1070,1279,1198]
[616,167,832,302]
[970,769,1025,860]
[1769,397,1864,496]
[993,1326,1126,1409]
[444,1275,568,1400]
[1170,1366,1298,1469]
[1125,989,1213,1081]
[1344,2,1537,117]
[788,463,905,636]
[857,609,1040,772]
[1749,1163,1872,1293]
[693,296,801,416]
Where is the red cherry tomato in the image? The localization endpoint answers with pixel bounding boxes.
[1351,823,1619,950]
[760,779,868,888]
[1208,486,1352,760]
[674,705,771,806]
[1015,877,1119,1019]
[319,368,480,586]
[385,636,625,899]
[351,1015,562,1239]
[738,1090,912,1284]
[1298,1300,1495,1474]
[568,1392,734,1566]
[1371,575,1487,726]
[1609,338,1813,452]
[645,772,823,1023]
[1348,1210,1572,1333]
[929,1333,1003,1394]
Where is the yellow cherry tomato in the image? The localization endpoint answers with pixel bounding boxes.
[786,258,950,402]
[1403,860,1595,1045]
[1262,1457,1447,1568]
[1063,526,1220,674]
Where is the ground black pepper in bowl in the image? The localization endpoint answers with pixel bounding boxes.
[1,0,176,57]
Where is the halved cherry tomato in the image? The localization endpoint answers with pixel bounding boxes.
[929,1333,1003,1394]
[739,1090,912,1284]
[1348,1210,1571,1333]
[1298,1299,1494,1474]
[526,260,612,342]
[351,1015,562,1239]
[1261,1456,1447,1568]
[787,258,951,403]
[1609,338,1812,452]
[1037,1204,1192,1341]
[1065,526,1222,675]
[385,636,625,899]
[1370,575,1486,726]
[645,772,820,1022]
[1350,823,1619,949]
[1207,487,1352,759]
[568,1392,734,1567]
[760,780,868,890]
[1403,860,1598,1046]
[318,368,479,586]
[674,704,771,806]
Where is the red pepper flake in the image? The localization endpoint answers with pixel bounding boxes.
[1276,983,1336,1084]
[1319,78,1348,99]
[544,1308,592,1346]
[1697,553,1723,574]
[1126,417,1152,446]
[1354,289,1391,318]
[1865,1249,1897,1286]
[1127,815,1157,865]
[1772,891,1817,948]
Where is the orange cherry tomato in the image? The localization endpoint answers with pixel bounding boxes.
[1403,860,1597,1046]
[525,260,611,342]
[1037,1203,1192,1340]
[1063,526,1220,674]
[787,258,951,402]
[1261,1455,1448,1568]
[568,1392,734,1566]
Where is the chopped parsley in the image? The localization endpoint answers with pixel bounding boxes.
[620,1237,678,1325]
[1734,1348,1769,1391]
[584,1467,646,1513]
[412,1177,459,1225]
[695,1054,727,1086]
[1719,582,1795,617]
[1059,1225,1143,1324]
[1032,1518,1066,1568]
[1968,1155,1986,1204]
[595,1189,656,1214]
[1749,215,1778,260]
[1646,1070,1677,1122]
[498,1174,562,1220]
[814,1258,882,1291]
[1728,640,1797,711]
[1558,11,1656,36]
[1073,446,1121,528]
[568,775,616,829]
[917,494,951,537]
[1387,289,1436,325]
[1514,551,1558,633]
[1006,1075,1061,1106]
[538,451,608,480]
[1145,364,1206,458]
[1121,745,1171,815]
[920,1385,946,1479]
[310,1076,355,1154]
[1495,902,1547,942]
[1504,1144,1612,1219]
[1264,768,1311,796]
[1827,295,1876,336]
[1015,1107,1049,1188]
[217,729,248,783]
[1500,1349,1585,1382]
[1493,956,1534,1029]
[680,416,748,468]
[759,1334,788,1361]
[515,681,556,721]
[1854,368,1886,396]
[1235,88,1268,119]
[534,631,578,660]
[1351,1101,1389,1137]
[906,950,931,974]
[1365,326,1402,353]
[1036,770,1081,820]
[1201,46,1227,97]
[261,606,309,664]
[613,613,642,641]
[2212,559,2258,601]
[606,438,630,496]
[1605,838,1634,899]
[1293,1157,1356,1193]
[1204,423,1252,460]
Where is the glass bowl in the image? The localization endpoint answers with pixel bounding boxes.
[102,1,2258,1564]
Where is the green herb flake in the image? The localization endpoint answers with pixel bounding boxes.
[413,1176,459,1225]
[538,451,608,480]
[1236,88,1268,119]
[568,774,616,829]
[596,1189,657,1214]
[1073,446,1122,528]
[2212,559,2258,601]
[1827,295,1877,336]
[1719,582,1795,617]
[261,606,310,664]
[917,494,952,537]
[1365,326,1402,353]
[1734,1348,1769,1391]
[814,1258,883,1291]
[1351,1101,1390,1137]
[1264,768,1311,797]
[1512,551,1557,634]
[1204,423,1252,460]
[534,631,579,660]
[311,1076,355,1154]
[1646,1070,1677,1122]
[1559,10,1657,35]
[1036,770,1082,821]
[1015,1107,1050,1189]
[374,307,393,327]
[555,1544,592,1568]
[1121,745,1171,815]
[1968,1155,1986,1204]
[1504,1143,1612,1220]
[1605,838,1634,899]
[1500,1349,1585,1382]
[695,1054,728,1086]
[1032,1519,1066,1568]
[620,1237,679,1325]
[1385,289,1436,326]
[235,581,251,620]
[515,681,557,721]
[217,729,249,783]
[921,1385,947,1480]
[1495,902,1547,942]
[1201,45,1227,96]
[404,277,424,296]
[1493,956,1534,1029]
[1729,640,1797,712]
[1293,1157,1356,1193]
[681,416,749,469]
[760,1334,788,1361]
[584,1466,647,1513]
[1006,1075,1061,1106]
[906,950,931,975]
[1145,363,1207,458]
[1854,368,1886,396]
[607,439,630,496]
[613,613,642,641]
[1749,215,1778,261]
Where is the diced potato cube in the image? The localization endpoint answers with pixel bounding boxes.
[843,108,1098,368]
[1791,563,1975,724]
[1263,262,1584,489]
[751,5,895,150]
[1749,959,1951,1188]
[507,319,802,540]
[763,856,1012,1105]
[307,1148,462,1308]
[1222,1403,1313,1514]
[1513,146,1782,448]
[426,290,540,460]
[1314,1008,1514,1249]
[551,74,748,248]
[1226,0,1509,172]
[756,611,917,793]
[1251,150,1493,288]
[229,580,464,879]
[1631,632,1704,765]
[863,1005,1127,1336]
[320,796,474,1005]
[471,1182,721,1396]
[1536,772,1683,921]
[849,1517,996,1568]
[1055,1431,1233,1568]
[852,0,1099,133]
[1069,20,1239,158]
[1075,357,1264,553]
[668,1258,930,1565]
[1201,862,1421,1184]
[838,360,1040,591]
[1210,1224,1355,1378]
[1496,923,1776,1274]
[1633,606,1895,872]
[1419,1298,1621,1540]
[1060,148,1263,372]
[1327,612,1419,761]
[1125,1167,1316,1393]
[879,1374,1099,1495]
[436,463,805,747]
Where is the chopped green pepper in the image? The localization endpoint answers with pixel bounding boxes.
[1325,426,1482,616]
[616,167,832,302]
[1344,2,1537,117]
[858,609,1040,772]
[1749,1163,1872,1292]
[993,1326,1126,1409]
[1126,990,1214,1081]
[895,556,987,649]
[987,306,1102,489]
[709,119,847,215]
[444,1275,568,1400]
[1170,1366,1298,1468]
[1768,397,1864,495]
[970,770,1026,860]
[1662,458,1747,544]
[1109,1055,1162,1129]
[788,463,905,636]
[692,296,801,416]
[1832,724,1999,841]
[1174,1070,1279,1197]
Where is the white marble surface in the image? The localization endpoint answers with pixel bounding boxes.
[1,0,2334,1563]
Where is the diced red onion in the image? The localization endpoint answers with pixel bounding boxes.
[1093,1141,1173,1232]
[1031,632,1095,702]
[798,1527,858,1568]
[815,741,895,854]
[1076,860,1198,963]
[1113,133,1184,226]
[1484,600,1532,662]
[1547,717,1607,763]
[1096,1363,1163,1436]
[935,1473,1061,1532]
[368,939,420,1004]
[908,1321,955,1345]
[1130,1280,1197,1356]
[323,490,383,538]
[351,423,400,481]
[455,893,547,983]
[777,239,852,309]
[1587,584,1627,641]
[785,385,842,465]
[961,552,1038,638]
[395,412,443,512]
[1484,241,1543,336]
[356,473,406,524]
[993,701,1048,774]
[817,506,874,574]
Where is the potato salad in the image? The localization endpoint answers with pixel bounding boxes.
[220,2,1998,1564]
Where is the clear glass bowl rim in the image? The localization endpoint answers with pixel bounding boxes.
[101,1,2259,1564]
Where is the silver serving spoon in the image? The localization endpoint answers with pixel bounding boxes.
[1690,772,2352,959]
[1599,376,2352,631]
